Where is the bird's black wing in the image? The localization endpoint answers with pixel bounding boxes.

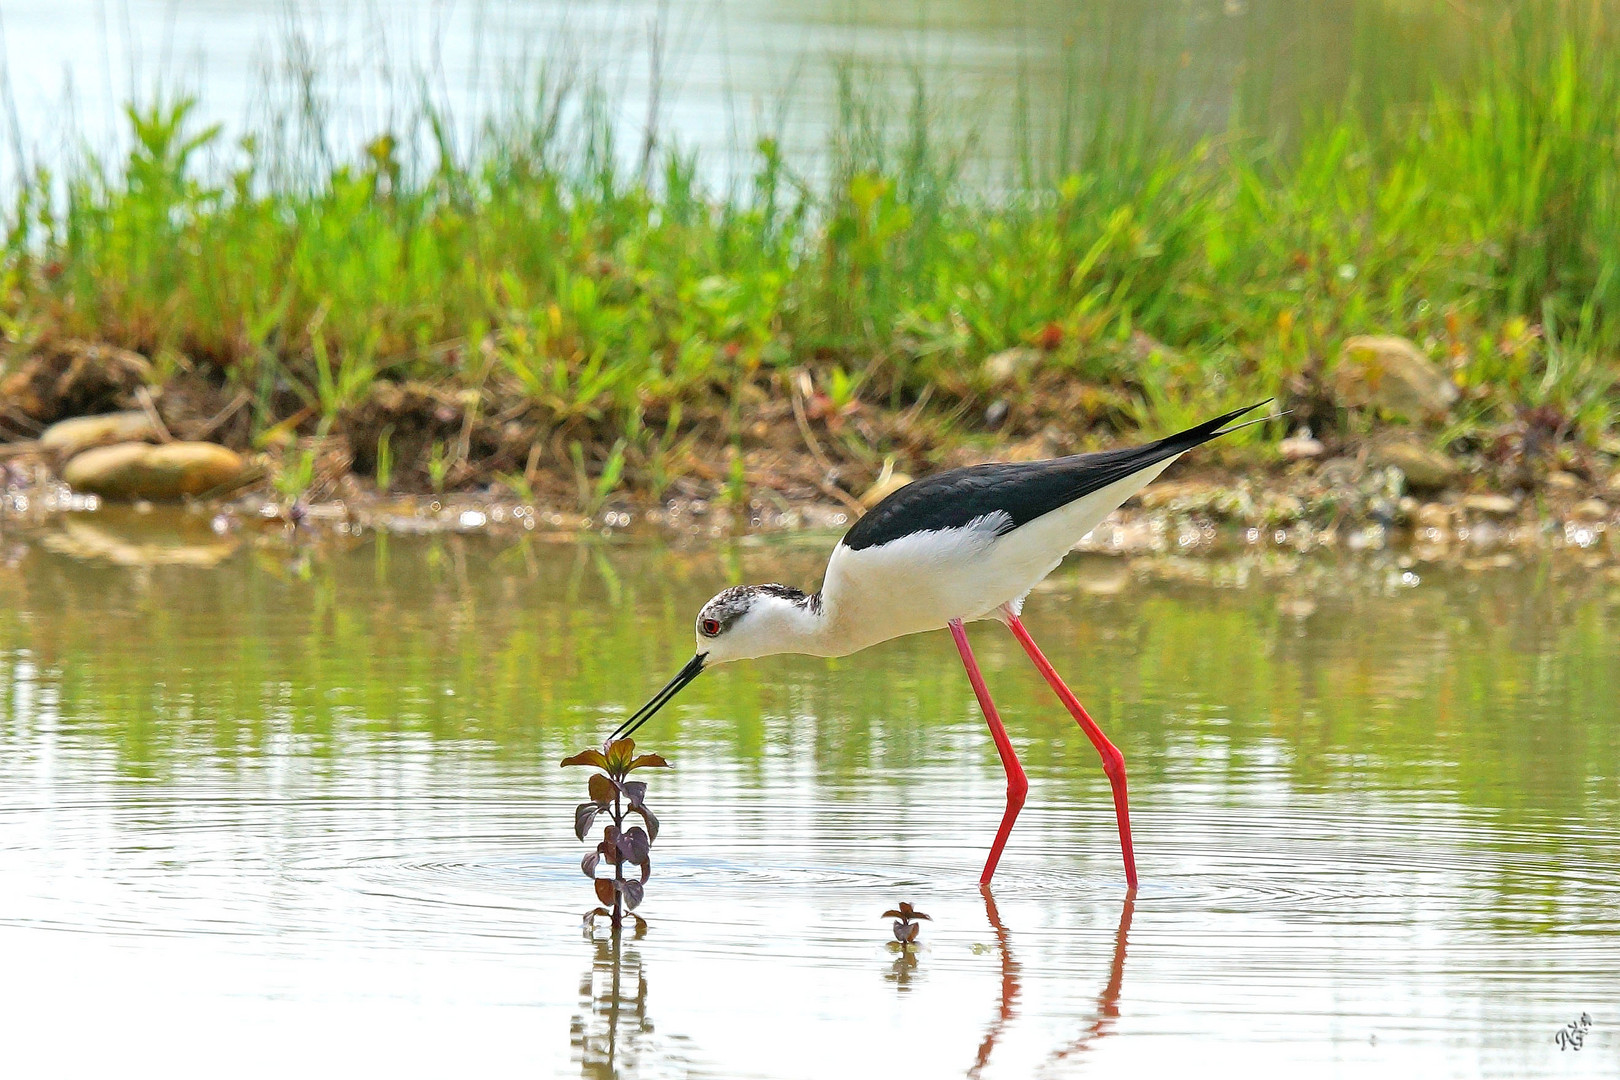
[840,402,1267,551]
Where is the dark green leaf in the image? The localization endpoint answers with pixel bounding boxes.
[631,803,659,843]
[594,878,615,905]
[561,749,609,770]
[628,753,670,771]
[574,802,599,841]
[620,879,645,911]
[581,852,600,878]
[621,781,647,808]
[588,773,617,806]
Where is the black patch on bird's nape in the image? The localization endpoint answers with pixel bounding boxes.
[698,583,822,632]
[839,401,1270,551]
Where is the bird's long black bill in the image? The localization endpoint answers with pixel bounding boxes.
[611,653,706,743]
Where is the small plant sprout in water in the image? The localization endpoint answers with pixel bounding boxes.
[884,902,931,947]
[563,738,670,932]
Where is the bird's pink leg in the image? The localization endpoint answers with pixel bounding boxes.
[1003,611,1139,889]
[949,619,1028,885]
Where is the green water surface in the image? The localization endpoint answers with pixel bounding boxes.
[0,513,1616,1077]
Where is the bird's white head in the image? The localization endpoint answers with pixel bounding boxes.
[694,583,824,664]
[609,582,827,744]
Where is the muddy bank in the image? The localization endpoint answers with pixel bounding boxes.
[2,338,1618,565]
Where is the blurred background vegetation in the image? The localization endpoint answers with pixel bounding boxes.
[0,0,1615,499]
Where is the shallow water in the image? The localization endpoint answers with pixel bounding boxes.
[1,515,1617,1076]
[4,0,1494,180]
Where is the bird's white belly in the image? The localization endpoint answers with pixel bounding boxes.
[819,458,1178,653]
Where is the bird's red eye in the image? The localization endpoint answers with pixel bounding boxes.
[700,618,722,637]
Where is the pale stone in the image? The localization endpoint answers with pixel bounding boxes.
[860,470,913,508]
[1414,502,1452,529]
[39,411,160,459]
[62,441,246,500]
[1462,493,1518,517]
[1545,470,1581,491]
[982,347,1040,386]
[1571,498,1610,521]
[1334,335,1459,419]
[1279,433,1325,460]
[1370,439,1459,490]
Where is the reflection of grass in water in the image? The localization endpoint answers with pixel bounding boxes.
[1,2,1616,495]
[1,533,1616,823]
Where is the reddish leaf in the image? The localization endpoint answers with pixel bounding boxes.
[621,781,647,808]
[892,921,909,942]
[639,854,651,883]
[594,878,615,905]
[581,851,601,878]
[561,749,609,770]
[574,802,599,841]
[881,910,905,920]
[620,879,645,911]
[628,754,670,771]
[906,922,920,942]
[588,773,617,806]
[630,803,659,843]
[605,738,635,774]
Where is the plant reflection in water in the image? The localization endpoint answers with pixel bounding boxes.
[571,924,651,1080]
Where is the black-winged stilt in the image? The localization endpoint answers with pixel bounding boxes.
[612,402,1270,887]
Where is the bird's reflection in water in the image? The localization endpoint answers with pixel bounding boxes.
[969,886,1135,1078]
[1041,891,1134,1072]
[969,886,1023,1079]
[571,926,653,1080]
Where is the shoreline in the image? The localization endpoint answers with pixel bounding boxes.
[3,390,1615,572]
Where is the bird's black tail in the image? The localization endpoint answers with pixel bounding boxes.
[1147,400,1274,456]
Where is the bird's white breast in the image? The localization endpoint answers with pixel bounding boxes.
[817,456,1180,653]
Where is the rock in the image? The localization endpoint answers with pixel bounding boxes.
[860,468,913,509]
[0,340,151,424]
[62,441,246,500]
[1545,470,1581,492]
[38,411,160,459]
[1371,439,1459,490]
[1462,493,1518,517]
[1414,502,1452,530]
[982,347,1040,386]
[1571,498,1610,521]
[1279,432,1325,460]
[1333,335,1458,420]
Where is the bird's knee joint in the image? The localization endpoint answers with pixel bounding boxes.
[1007,775,1029,806]
[1101,749,1126,781]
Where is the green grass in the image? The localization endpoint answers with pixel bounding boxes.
[1,2,1617,497]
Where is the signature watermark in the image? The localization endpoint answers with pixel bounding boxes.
[1555,1013,1593,1051]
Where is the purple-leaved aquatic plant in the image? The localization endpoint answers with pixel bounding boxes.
[563,737,670,931]
[884,902,931,946]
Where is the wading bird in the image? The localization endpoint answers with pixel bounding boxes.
[611,403,1270,887]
